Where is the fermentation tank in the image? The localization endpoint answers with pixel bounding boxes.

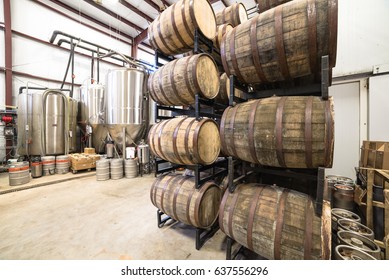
[68,97,78,153]
[17,89,72,156]
[105,68,148,146]
[79,81,107,152]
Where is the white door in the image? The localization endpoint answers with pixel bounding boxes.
[326,82,360,179]
[369,74,389,141]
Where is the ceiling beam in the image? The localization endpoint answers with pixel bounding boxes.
[83,0,143,32]
[134,29,149,46]
[46,0,133,42]
[118,0,154,23]
[144,0,161,12]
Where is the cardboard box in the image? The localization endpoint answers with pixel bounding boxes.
[84,148,96,154]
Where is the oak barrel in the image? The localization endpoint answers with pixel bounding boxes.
[148,117,220,165]
[148,53,220,106]
[215,3,248,27]
[219,183,328,259]
[214,73,245,105]
[220,96,334,168]
[256,0,292,12]
[221,0,338,84]
[150,174,221,229]
[148,0,216,55]
[213,24,233,50]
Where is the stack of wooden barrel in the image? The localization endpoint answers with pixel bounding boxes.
[217,0,338,259]
[147,0,226,236]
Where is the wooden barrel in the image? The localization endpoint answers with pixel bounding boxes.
[215,3,248,27]
[220,96,334,168]
[148,54,220,106]
[221,0,338,85]
[213,24,233,50]
[256,0,292,12]
[214,73,245,105]
[219,183,328,259]
[148,0,216,55]
[148,117,220,165]
[150,174,221,229]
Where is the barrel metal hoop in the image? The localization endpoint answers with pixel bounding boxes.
[328,0,338,68]
[188,0,198,30]
[275,97,287,167]
[274,6,291,80]
[148,72,158,102]
[156,20,175,54]
[250,18,268,83]
[169,59,188,105]
[192,118,208,165]
[248,99,262,164]
[172,117,188,165]
[172,176,188,221]
[247,185,265,251]
[157,66,173,106]
[185,180,197,226]
[305,96,314,168]
[181,0,195,39]
[304,198,314,260]
[184,56,196,98]
[229,105,239,157]
[218,185,230,234]
[160,175,179,215]
[229,28,246,83]
[148,21,157,50]
[232,4,238,27]
[219,107,230,154]
[157,120,170,162]
[150,176,161,206]
[194,182,216,228]
[307,0,318,74]
[324,99,334,167]
[149,123,158,158]
[191,54,203,97]
[274,188,290,260]
[171,2,191,50]
[220,34,231,77]
[227,185,241,240]
[184,118,197,163]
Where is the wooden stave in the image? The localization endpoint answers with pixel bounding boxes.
[150,174,221,229]
[219,96,334,168]
[215,3,248,27]
[148,117,221,166]
[220,0,338,85]
[219,183,325,259]
[148,0,217,55]
[148,53,220,106]
[256,0,293,12]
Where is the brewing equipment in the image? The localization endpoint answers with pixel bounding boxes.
[78,81,107,153]
[137,143,150,175]
[17,89,75,156]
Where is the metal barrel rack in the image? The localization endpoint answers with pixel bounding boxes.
[151,28,227,250]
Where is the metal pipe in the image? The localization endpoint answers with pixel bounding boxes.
[71,39,75,98]
[19,86,71,94]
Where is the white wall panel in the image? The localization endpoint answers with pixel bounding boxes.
[334,0,389,77]
[0,74,5,110]
[327,82,360,179]
[369,74,389,141]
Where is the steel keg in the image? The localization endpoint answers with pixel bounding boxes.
[96,159,110,181]
[337,230,381,259]
[30,156,42,178]
[337,218,375,240]
[55,155,70,174]
[9,161,30,186]
[331,208,361,232]
[333,184,355,211]
[124,158,138,179]
[334,245,377,260]
[42,156,56,176]
[110,158,123,180]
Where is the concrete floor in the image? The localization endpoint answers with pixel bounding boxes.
[0,171,227,260]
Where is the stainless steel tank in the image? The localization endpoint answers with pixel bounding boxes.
[44,92,65,155]
[105,68,147,146]
[17,90,69,156]
[17,92,45,156]
[68,97,78,153]
[79,82,107,153]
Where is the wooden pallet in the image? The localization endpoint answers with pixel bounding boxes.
[356,167,389,259]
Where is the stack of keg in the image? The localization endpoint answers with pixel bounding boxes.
[41,156,56,176]
[8,161,30,186]
[96,157,139,181]
[55,155,70,174]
